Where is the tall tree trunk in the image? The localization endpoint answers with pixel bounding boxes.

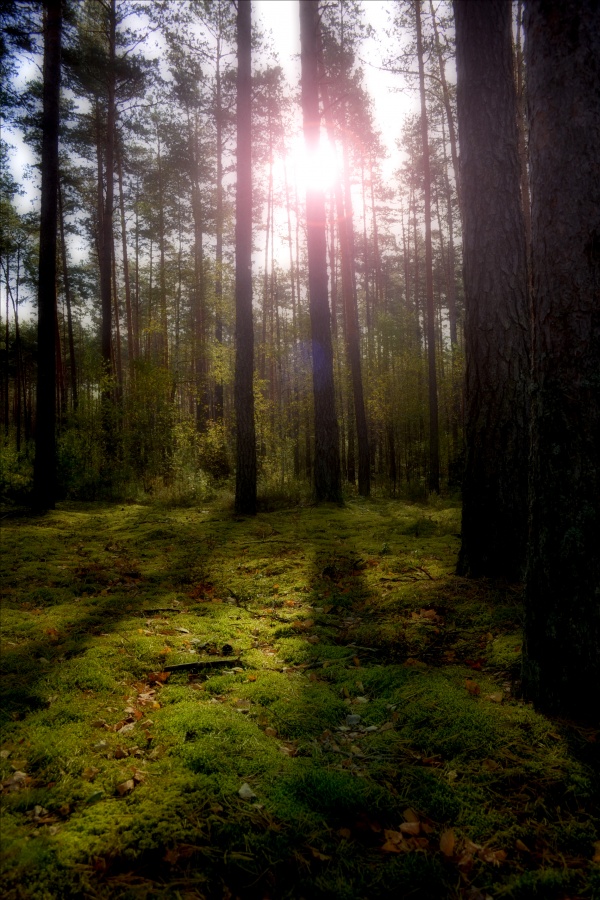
[318,47,370,496]
[33,0,61,509]
[117,148,135,379]
[58,180,78,410]
[234,0,256,516]
[99,0,116,439]
[415,0,440,495]
[522,0,600,720]
[300,0,341,503]
[454,0,530,579]
[214,47,224,422]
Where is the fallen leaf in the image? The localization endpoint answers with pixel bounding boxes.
[403,808,419,823]
[515,839,530,853]
[247,675,257,682]
[465,679,481,696]
[381,840,404,853]
[117,779,135,796]
[82,767,100,781]
[400,821,420,835]
[440,829,455,857]
[338,827,352,839]
[308,846,330,861]
[487,692,503,703]
[114,746,129,759]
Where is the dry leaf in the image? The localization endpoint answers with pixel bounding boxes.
[400,821,420,835]
[82,767,100,781]
[465,679,481,696]
[515,839,530,853]
[381,840,404,853]
[116,779,135,796]
[247,675,257,682]
[338,827,352,839]
[487,692,503,703]
[308,846,331,861]
[403,808,419,823]
[440,829,455,857]
[114,746,129,759]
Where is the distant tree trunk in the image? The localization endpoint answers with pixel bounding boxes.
[117,148,135,380]
[58,180,78,410]
[214,48,224,423]
[522,0,600,721]
[454,0,530,580]
[415,0,440,495]
[99,0,116,445]
[300,0,341,503]
[234,0,256,516]
[33,0,61,510]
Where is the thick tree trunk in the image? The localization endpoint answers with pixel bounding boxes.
[454,0,530,579]
[33,0,61,509]
[522,0,600,721]
[300,0,341,503]
[234,0,256,516]
[415,0,440,495]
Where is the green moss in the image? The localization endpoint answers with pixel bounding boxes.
[0,498,597,900]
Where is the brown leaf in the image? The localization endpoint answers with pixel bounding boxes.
[515,839,530,853]
[82,767,100,781]
[400,821,420,835]
[308,846,331,861]
[440,829,455,857]
[384,829,404,845]
[381,840,404,853]
[338,827,352,839]
[114,746,129,759]
[403,808,419,823]
[116,779,135,796]
[465,679,481,696]
[487,692,503,703]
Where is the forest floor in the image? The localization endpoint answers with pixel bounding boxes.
[1,494,598,899]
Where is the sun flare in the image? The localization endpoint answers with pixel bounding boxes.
[283,132,339,194]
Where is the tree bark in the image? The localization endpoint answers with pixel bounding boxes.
[522,0,600,721]
[234,0,257,516]
[415,0,440,495]
[33,0,61,509]
[300,0,341,503]
[454,0,530,579]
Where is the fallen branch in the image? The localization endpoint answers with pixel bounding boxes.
[162,658,242,672]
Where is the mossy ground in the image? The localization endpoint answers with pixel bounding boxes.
[1,496,598,899]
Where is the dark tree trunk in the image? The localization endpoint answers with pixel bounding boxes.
[300,0,341,503]
[234,0,256,516]
[58,180,77,410]
[99,0,116,435]
[522,0,600,721]
[454,0,530,580]
[33,0,61,510]
[415,0,440,495]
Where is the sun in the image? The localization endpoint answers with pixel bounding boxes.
[281,131,340,194]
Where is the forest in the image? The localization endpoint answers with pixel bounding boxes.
[1,0,599,898]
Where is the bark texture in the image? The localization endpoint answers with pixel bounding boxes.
[300,0,342,503]
[234,0,257,516]
[33,0,61,509]
[523,0,600,721]
[454,0,530,579]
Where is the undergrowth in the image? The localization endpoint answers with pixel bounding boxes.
[1,497,598,899]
